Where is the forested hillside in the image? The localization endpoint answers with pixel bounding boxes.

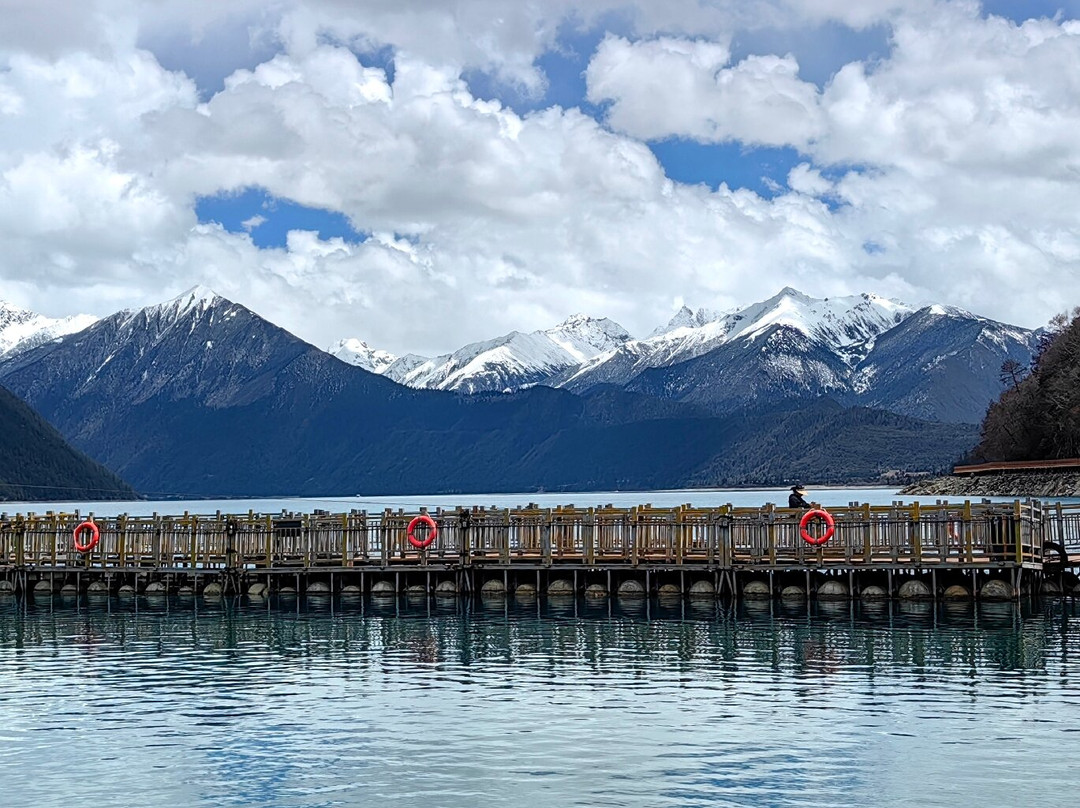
[974,310,1080,461]
[0,385,136,501]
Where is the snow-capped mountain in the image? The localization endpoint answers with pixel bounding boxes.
[850,305,1037,422]
[338,314,631,394]
[0,285,341,413]
[648,305,721,338]
[0,299,97,359]
[0,284,985,495]
[557,288,914,392]
[617,292,1036,423]
[329,338,398,373]
[337,287,1034,424]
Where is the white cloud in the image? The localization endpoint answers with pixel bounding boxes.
[0,0,1078,358]
[787,163,833,196]
[587,36,825,148]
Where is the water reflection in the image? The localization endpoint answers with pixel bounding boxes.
[1,596,1079,808]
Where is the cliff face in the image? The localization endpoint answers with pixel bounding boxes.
[902,471,1080,498]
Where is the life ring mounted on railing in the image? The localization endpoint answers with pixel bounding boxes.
[73,520,100,553]
[407,514,437,549]
[800,509,835,546]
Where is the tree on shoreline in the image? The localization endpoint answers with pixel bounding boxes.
[974,308,1080,461]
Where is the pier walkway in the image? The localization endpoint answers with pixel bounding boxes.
[2,500,1078,599]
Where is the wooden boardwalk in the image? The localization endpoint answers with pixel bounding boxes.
[3,499,1077,600]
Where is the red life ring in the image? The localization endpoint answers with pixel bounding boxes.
[407,514,437,549]
[73,520,100,552]
[800,509,835,546]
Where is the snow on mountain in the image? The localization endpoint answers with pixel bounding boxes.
[648,305,722,337]
[850,305,1039,422]
[559,288,914,391]
[0,299,97,359]
[544,313,630,362]
[329,338,398,373]
[0,285,343,413]
[342,314,632,393]
[381,353,433,384]
[718,288,913,351]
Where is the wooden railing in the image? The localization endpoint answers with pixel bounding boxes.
[0,500,1056,570]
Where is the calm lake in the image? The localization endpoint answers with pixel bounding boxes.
[0,485,1059,518]
[2,595,1079,807]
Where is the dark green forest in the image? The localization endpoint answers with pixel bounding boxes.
[0,385,136,501]
[974,309,1080,461]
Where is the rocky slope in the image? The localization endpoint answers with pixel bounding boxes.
[902,472,1080,498]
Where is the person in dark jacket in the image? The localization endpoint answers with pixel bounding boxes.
[788,485,811,509]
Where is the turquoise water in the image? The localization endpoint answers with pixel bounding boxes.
[1,595,1078,807]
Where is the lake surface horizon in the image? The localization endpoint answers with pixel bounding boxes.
[2,485,1061,518]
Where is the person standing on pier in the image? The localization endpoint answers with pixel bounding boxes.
[788,485,811,509]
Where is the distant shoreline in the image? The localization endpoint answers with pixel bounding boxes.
[901,470,1080,498]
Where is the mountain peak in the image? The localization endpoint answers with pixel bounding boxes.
[925,303,975,319]
[775,285,810,300]
[165,285,222,314]
[650,304,722,337]
[329,338,398,373]
[544,314,631,361]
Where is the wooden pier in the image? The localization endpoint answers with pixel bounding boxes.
[2,500,1079,600]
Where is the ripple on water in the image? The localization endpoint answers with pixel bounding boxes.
[1,599,1080,807]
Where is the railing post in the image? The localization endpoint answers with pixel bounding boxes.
[502,508,511,564]
[381,510,390,566]
[863,503,872,563]
[675,507,685,565]
[1014,500,1023,564]
[118,514,127,568]
[341,513,350,567]
[541,509,551,566]
[584,508,595,566]
[189,515,198,569]
[964,501,973,562]
[15,516,24,568]
[49,515,58,568]
[911,501,921,564]
[767,504,776,566]
[303,514,312,568]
